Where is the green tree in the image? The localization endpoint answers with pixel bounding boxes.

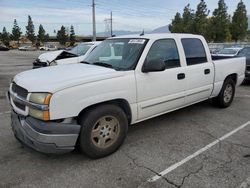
[26,15,36,43]
[57,25,68,45]
[205,17,215,42]
[169,12,183,33]
[246,30,250,41]
[44,33,50,43]
[37,24,46,43]
[11,19,22,45]
[182,4,195,33]
[210,0,231,42]
[69,25,76,46]
[1,27,10,46]
[230,0,248,41]
[194,0,210,36]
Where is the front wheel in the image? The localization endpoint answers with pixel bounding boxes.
[212,78,235,108]
[78,104,128,159]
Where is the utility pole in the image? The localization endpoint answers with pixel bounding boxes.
[92,0,96,41]
[110,11,113,37]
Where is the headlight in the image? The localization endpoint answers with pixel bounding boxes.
[29,93,51,104]
[29,108,50,121]
[29,93,52,121]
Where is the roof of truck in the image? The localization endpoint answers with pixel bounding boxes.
[110,33,203,40]
[82,41,101,45]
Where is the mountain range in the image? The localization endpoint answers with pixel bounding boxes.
[97,25,170,37]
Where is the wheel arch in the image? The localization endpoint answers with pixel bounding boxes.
[77,99,132,125]
[225,73,237,84]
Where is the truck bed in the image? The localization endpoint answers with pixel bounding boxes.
[211,57,246,97]
[211,55,238,60]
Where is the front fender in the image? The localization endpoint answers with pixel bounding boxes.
[49,72,137,121]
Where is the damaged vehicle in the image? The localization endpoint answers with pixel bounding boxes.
[33,41,101,68]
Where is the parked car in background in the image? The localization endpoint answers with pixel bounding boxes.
[18,46,36,51]
[209,47,221,56]
[9,34,246,158]
[39,46,46,50]
[39,44,57,51]
[33,41,101,68]
[237,47,250,81]
[45,44,57,51]
[0,45,9,51]
[215,47,242,57]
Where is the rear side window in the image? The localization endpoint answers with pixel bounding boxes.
[146,39,180,69]
[181,38,207,66]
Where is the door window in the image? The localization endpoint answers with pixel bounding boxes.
[181,38,207,66]
[146,39,180,69]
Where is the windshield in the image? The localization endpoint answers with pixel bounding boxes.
[238,48,250,57]
[218,48,238,55]
[84,38,148,70]
[70,43,93,56]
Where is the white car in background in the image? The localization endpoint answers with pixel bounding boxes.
[18,46,36,51]
[215,47,242,57]
[39,44,57,51]
[33,41,101,68]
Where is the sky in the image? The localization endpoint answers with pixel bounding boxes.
[0,0,250,36]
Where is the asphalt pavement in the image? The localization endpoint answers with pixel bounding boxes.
[0,50,249,188]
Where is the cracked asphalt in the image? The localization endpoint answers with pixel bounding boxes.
[0,50,250,188]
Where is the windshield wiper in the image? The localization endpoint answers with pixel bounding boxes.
[92,62,114,69]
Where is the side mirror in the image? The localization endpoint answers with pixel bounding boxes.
[142,59,166,73]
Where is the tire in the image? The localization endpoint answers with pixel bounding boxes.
[78,104,128,159]
[212,78,235,108]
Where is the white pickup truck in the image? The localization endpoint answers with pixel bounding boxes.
[8,34,246,158]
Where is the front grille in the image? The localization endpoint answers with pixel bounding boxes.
[12,83,28,99]
[11,83,28,111]
[14,101,25,111]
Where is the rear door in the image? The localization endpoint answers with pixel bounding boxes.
[181,38,214,104]
[136,38,187,120]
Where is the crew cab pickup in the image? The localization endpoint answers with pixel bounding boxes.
[8,34,246,158]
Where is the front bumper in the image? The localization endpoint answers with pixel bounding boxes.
[11,112,81,154]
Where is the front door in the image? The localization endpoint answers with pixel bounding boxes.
[136,39,186,120]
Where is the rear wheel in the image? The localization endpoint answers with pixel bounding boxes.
[212,78,235,108]
[78,104,128,159]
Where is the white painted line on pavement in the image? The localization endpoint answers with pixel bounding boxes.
[0,111,11,115]
[148,120,250,182]
[236,95,250,98]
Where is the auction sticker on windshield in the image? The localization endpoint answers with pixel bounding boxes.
[128,39,145,44]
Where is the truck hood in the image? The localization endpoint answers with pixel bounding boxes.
[13,64,124,93]
[38,50,77,63]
